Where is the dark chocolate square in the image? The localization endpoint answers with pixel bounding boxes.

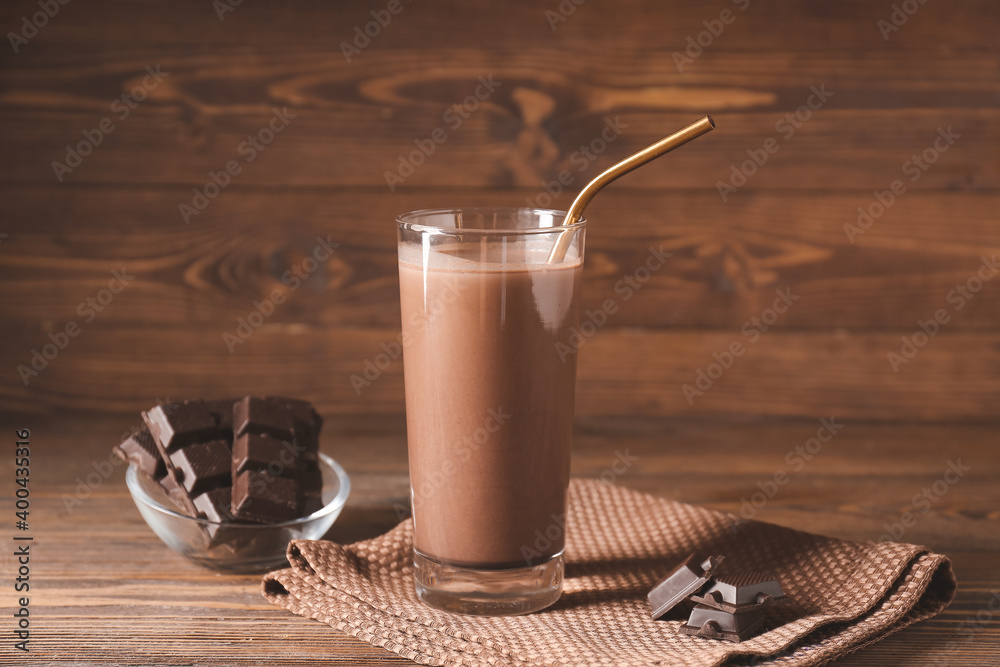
[193,487,237,523]
[232,432,299,477]
[144,400,221,452]
[234,396,295,440]
[115,427,166,479]
[169,440,232,496]
[648,553,725,620]
[232,470,300,523]
[204,397,239,432]
[701,571,785,608]
[298,458,324,514]
[159,471,198,515]
[270,395,323,435]
[679,604,765,643]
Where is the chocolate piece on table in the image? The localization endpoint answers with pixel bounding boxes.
[693,571,785,613]
[234,397,295,440]
[114,427,166,480]
[232,470,301,523]
[678,604,765,643]
[169,440,233,496]
[648,553,726,620]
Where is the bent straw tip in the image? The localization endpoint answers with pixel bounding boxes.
[705,114,715,128]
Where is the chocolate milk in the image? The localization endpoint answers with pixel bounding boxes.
[399,239,582,568]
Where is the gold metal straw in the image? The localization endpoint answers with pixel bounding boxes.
[547,115,715,263]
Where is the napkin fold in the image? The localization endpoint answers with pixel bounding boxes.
[262,479,955,666]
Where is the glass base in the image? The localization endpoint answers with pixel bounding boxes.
[413,551,564,616]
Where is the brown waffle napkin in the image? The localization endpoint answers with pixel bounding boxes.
[262,479,956,666]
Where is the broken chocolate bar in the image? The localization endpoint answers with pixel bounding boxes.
[169,440,233,496]
[159,468,199,516]
[193,487,236,524]
[701,571,784,606]
[233,432,300,478]
[299,458,324,514]
[691,570,785,614]
[234,396,320,458]
[123,396,326,527]
[278,396,324,436]
[232,470,302,523]
[230,396,321,518]
[648,553,786,644]
[679,604,765,643]
[143,399,236,519]
[144,400,225,453]
[234,396,295,441]
[648,553,725,620]
[113,427,165,480]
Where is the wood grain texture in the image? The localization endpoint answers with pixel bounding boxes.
[0,69,993,189]
[2,326,1000,421]
[0,184,997,420]
[1,188,998,330]
[0,1,997,190]
[3,413,997,666]
[0,0,998,420]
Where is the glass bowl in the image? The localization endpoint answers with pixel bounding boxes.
[126,453,350,573]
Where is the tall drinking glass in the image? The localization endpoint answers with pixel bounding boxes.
[396,208,585,615]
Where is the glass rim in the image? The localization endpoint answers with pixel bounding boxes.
[396,207,586,235]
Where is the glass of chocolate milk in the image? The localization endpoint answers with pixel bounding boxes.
[396,208,585,615]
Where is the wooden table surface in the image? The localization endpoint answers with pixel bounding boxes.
[7,412,998,666]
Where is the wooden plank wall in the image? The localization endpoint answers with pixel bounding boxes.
[0,0,997,421]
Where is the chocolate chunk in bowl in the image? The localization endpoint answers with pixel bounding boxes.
[118,396,349,572]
